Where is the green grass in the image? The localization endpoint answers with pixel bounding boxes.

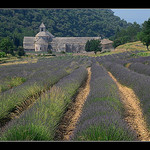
[0,124,51,141]
[75,124,135,141]
[115,41,147,52]
[0,87,73,141]
[0,77,26,93]
[134,52,150,57]
[0,83,43,120]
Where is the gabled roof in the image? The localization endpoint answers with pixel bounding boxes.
[46,30,55,38]
[35,38,48,45]
[23,37,35,49]
[36,31,49,37]
[101,39,113,44]
[51,37,100,44]
[23,37,35,43]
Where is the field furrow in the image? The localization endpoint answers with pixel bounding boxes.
[0,66,88,141]
[0,57,81,128]
[108,71,150,141]
[1,51,150,141]
[71,63,137,141]
[54,67,91,141]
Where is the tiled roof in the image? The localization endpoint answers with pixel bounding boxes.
[23,37,35,43]
[101,39,113,44]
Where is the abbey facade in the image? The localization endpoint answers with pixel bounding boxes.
[23,23,113,53]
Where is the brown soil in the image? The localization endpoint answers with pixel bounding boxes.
[108,71,150,141]
[55,67,91,141]
[125,63,132,68]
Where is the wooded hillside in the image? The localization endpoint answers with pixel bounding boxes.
[0,8,132,47]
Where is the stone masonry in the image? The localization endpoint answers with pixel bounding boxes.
[23,23,113,53]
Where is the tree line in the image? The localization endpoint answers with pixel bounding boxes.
[137,18,150,50]
[110,22,142,48]
[111,19,150,51]
[0,9,130,51]
[0,8,150,56]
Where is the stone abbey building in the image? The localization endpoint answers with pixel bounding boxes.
[23,23,113,53]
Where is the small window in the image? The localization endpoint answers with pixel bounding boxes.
[41,28,43,31]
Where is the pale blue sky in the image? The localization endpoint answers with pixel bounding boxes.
[111,9,150,25]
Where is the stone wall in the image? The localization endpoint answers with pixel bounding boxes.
[23,31,114,53]
[51,37,101,53]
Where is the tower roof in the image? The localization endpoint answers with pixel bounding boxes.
[35,38,48,45]
[46,30,55,38]
[40,22,45,28]
[36,31,49,37]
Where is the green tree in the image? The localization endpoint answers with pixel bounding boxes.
[111,22,141,48]
[85,40,91,52]
[85,39,102,54]
[137,18,150,50]
[17,46,25,56]
[0,8,130,43]
[0,52,6,58]
[0,37,15,55]
[113,38,122,48]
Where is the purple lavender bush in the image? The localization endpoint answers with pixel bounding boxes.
[0,57,82,127]
[128,62,150,77]
[0,66,88,141]
[103,61,150,130]
[71,63,137,141]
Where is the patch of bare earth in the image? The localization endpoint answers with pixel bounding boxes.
[55,67,91,141]
[108,71,150,141]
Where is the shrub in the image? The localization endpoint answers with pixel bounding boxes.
[0,52,6,58]
[85,39,102,54]
[17,46,25,56]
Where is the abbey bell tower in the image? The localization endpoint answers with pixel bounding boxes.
[40,22,46,32]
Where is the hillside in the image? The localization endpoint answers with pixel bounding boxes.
[0,8,131,47]
[115,41,147,52]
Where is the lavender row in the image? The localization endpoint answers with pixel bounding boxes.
[127,62,150,77]
[102,61,150,129]
[127,55,150,64]
[0,57,81,124]
[96,51,141,63]
[0,57,75,94]
[0,66,88,141]
[71,63,137,141]
[0,56,81,95]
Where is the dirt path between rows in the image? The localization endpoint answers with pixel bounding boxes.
[108,71,150,141]
[55,67,91,141]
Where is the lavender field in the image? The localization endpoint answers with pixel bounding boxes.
[1,51,150,141]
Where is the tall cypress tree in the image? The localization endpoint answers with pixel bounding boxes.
[137,18,150,50]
